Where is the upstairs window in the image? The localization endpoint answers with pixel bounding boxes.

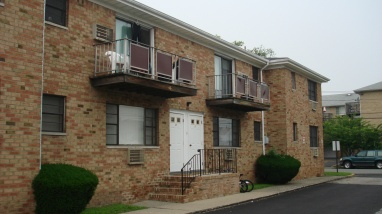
[291,72,296,89]
[213,117,240,147]
[254,121,262,141]
[116,19,151,46]
[252,66,260,82]
[309,126,318,147]
[106,104,157,146]
[42,94,65,132]
[308,80,317,101]
[45,0,67,26]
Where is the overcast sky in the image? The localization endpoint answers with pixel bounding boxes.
[136,0,382,95]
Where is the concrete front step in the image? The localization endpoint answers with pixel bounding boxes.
[154,187,182,194]
[148,174,193,203]
[154,187,193,195]
[148,193,188,203]
[158,181,182,188]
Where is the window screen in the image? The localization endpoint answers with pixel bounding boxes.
[42,94,65,132]
[45,0,67,26]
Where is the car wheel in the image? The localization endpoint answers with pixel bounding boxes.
[343,161,352,169]
[376,161,382,169]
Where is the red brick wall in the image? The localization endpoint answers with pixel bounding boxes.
[264,68,324,179]
[1,0,324,212]
[0,0,44,213]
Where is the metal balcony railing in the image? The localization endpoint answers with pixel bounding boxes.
[207,74,270,104]
[94,38,196,86]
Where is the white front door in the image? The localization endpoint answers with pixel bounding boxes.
[170,110,204,172]
[188,114,204,160]
[170,112,185,172]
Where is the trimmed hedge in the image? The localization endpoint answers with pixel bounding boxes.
[32,164,99,214]
[255,150,301,184]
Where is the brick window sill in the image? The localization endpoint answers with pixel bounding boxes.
[45,21,68,30]
[42,132,67,136]
[107,145,160,149]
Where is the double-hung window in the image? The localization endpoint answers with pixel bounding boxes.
[213,117,240,147]
[309,126,318,147]
[106,104,157,146]
[45,0,68,26]
[42,94,65,132]
[291,72,296,89]
[252,66,260,82]
[293,123,298,141]
[254,121,262,141]
[308,80,317,101]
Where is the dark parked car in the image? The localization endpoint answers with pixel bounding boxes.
[340,150,382,169]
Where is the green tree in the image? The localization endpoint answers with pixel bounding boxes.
[323,116,382,156]
[232,41,276,58]
[233,40,245,47]
[251,45,276,58]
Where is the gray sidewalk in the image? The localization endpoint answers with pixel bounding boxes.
[127,175,351,214]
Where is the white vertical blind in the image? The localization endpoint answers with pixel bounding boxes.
[119,106,144,145]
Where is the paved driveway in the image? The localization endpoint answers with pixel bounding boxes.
[202,171,382,214]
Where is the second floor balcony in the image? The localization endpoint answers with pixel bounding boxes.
[206,74,270,112]
[90,39,197,98]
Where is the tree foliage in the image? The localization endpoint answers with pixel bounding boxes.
[232,41,276,58]
[323,116,382,156]
[251,45,276,58]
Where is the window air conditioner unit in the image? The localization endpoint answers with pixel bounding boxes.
[224,150,234,161]
[93,24,113,42]
[311,101,317,111]
[128,149,144,165]
[312,148,319,157]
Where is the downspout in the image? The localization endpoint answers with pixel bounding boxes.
[39,0,47,170]
[260,61,269,155]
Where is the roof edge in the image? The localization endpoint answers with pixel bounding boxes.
[90,0,268,66]
[267,58,330,83]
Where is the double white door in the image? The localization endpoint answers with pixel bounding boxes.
[170,110,204,172]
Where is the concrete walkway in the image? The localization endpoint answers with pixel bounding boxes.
[127,175,351,214]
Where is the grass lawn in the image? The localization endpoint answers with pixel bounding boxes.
[250,183,273,190]
[241,183,273,192]
[324,172,352,176]
[81,204,146,214]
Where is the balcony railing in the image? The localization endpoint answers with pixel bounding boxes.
[206,74,270,111]
[93,38,196,87]
[207,74,270,103]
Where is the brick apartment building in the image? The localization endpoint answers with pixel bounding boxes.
[322,93,360,121]
[0,0,329,213]
[354,81,382,126]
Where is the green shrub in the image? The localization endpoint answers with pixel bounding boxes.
[255,150,301,184]
[32,163,99,214]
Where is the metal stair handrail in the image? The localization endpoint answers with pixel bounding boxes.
[180,149,237,195]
